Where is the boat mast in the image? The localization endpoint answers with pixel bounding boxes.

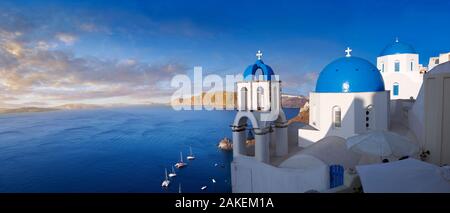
[165,168,168,180]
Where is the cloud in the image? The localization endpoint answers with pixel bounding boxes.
[55,33,77,45]
[2,40,23,57]
[36,41,57,50]
[0,28,188,107]
[0,5,217,107]
[283,71,319,95]
[79,23,96,32]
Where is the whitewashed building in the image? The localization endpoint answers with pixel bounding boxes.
[409,61,450,166]
[230,47,450,193]
[428,52,450,70]
[298,48,390,147]
[376,39,424,100]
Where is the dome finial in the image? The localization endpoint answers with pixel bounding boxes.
[256,50,263,60]
[345,47,352,57]
[395,37,399,43]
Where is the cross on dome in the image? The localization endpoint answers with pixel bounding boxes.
[345,47,352,57]
[256,50,263,60]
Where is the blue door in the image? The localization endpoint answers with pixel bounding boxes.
[393,84,399,96]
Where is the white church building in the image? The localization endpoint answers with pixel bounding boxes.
[230,45,450,193]
[376,38,424,100]
[298,48,390,147]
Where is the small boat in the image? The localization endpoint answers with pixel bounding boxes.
[201,186,207,190]
[211,178,216,184]
[168,166,177,178]
[186,146,195,160]
[175,152,187,168]
[161,168,170,188]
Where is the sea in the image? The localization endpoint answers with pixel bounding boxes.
[0,106,298,193]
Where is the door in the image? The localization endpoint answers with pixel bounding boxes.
[393,83,399,96]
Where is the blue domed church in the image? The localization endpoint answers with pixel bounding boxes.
[298,48,390,147]
[376,38,424,100]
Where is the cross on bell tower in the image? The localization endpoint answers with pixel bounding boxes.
[345,47,352,57]
[256,50,263,60]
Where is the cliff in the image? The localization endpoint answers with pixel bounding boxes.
[171,92,308,109]
[171,91,237,109]
[282,95,309,108]
[288,101,310,125]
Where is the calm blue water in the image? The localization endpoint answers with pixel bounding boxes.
[0,107,298,193]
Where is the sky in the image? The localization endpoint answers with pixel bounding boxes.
[1,0,449,107]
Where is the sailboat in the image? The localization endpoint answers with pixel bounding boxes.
[175,151,187,168]
[168,166,177,178]
[187,146,196,160]
[161,168,170,188]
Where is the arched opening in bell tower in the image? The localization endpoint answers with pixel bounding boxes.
[256,86,264,111]
[240,87,248,110]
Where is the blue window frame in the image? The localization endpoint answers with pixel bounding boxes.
[393,83,399,96]
[395,62,400,72]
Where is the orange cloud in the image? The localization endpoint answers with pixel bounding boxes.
[0,29,188,107]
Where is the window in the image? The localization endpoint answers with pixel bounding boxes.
[381,63,384,72]
[410,61,414,71]
[393,83,399,96]
[332,106,341,128]
[365,105,373,130]
[394,62,400,72]
[240,87,248,110]
[256,86,264,110]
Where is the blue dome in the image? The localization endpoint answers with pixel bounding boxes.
[243,60,275,81]
[315,56,385,93]
[379,40,416,56]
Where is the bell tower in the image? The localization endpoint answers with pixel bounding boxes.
[236,50,281,112]
[232,51,287,163]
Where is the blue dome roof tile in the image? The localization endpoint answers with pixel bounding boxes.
[379,40,416,56]
[243,60,275,81]
[315,56,385,93]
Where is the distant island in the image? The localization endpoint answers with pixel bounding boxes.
[0,103,102,115]
[0,107,59,114]
[0,103,172,115]
[0,95,308,115]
